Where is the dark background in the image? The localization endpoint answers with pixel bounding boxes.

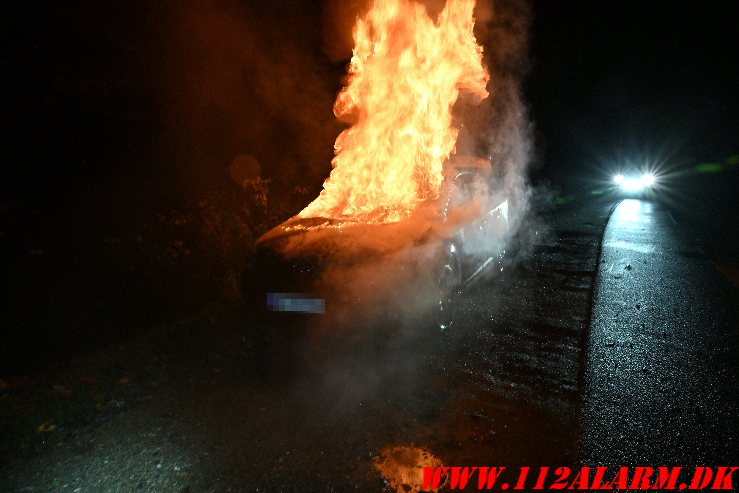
[2,0,737,375]
[527,1,738,184]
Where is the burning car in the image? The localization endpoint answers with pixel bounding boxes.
[243,0,503,333]
[243,156,508,331]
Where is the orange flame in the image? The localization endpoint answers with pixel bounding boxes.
[299,0,489,223]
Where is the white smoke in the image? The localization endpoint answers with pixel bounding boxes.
[458,0,533,238]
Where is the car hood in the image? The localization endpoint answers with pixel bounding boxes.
[256,212,442,262]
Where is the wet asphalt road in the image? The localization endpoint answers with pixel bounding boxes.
[2,195,737,491]
[580,199,739,466]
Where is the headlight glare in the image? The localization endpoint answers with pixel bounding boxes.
[621,178,643,191]
[640,173,655,186]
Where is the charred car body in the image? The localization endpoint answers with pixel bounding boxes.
[243,157,509,330]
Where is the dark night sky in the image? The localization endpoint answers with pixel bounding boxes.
[527,1,737,180]
[5,1,737,198]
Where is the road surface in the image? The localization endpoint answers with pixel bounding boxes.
[1,195,737,491]
[580,199,738,466]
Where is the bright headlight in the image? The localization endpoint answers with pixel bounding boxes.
[613,174,625,184]
[640,173,655,186]
[621,178,643,191]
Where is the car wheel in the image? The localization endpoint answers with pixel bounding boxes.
[436,242,461,330]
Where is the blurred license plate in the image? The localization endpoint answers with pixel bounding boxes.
[267,293,325,314]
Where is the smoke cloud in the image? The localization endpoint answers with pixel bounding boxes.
[458,0,533,235]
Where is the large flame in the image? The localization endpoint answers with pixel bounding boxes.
[299,0,489,223]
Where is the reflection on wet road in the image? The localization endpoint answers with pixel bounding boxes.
[580,199,739,465]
